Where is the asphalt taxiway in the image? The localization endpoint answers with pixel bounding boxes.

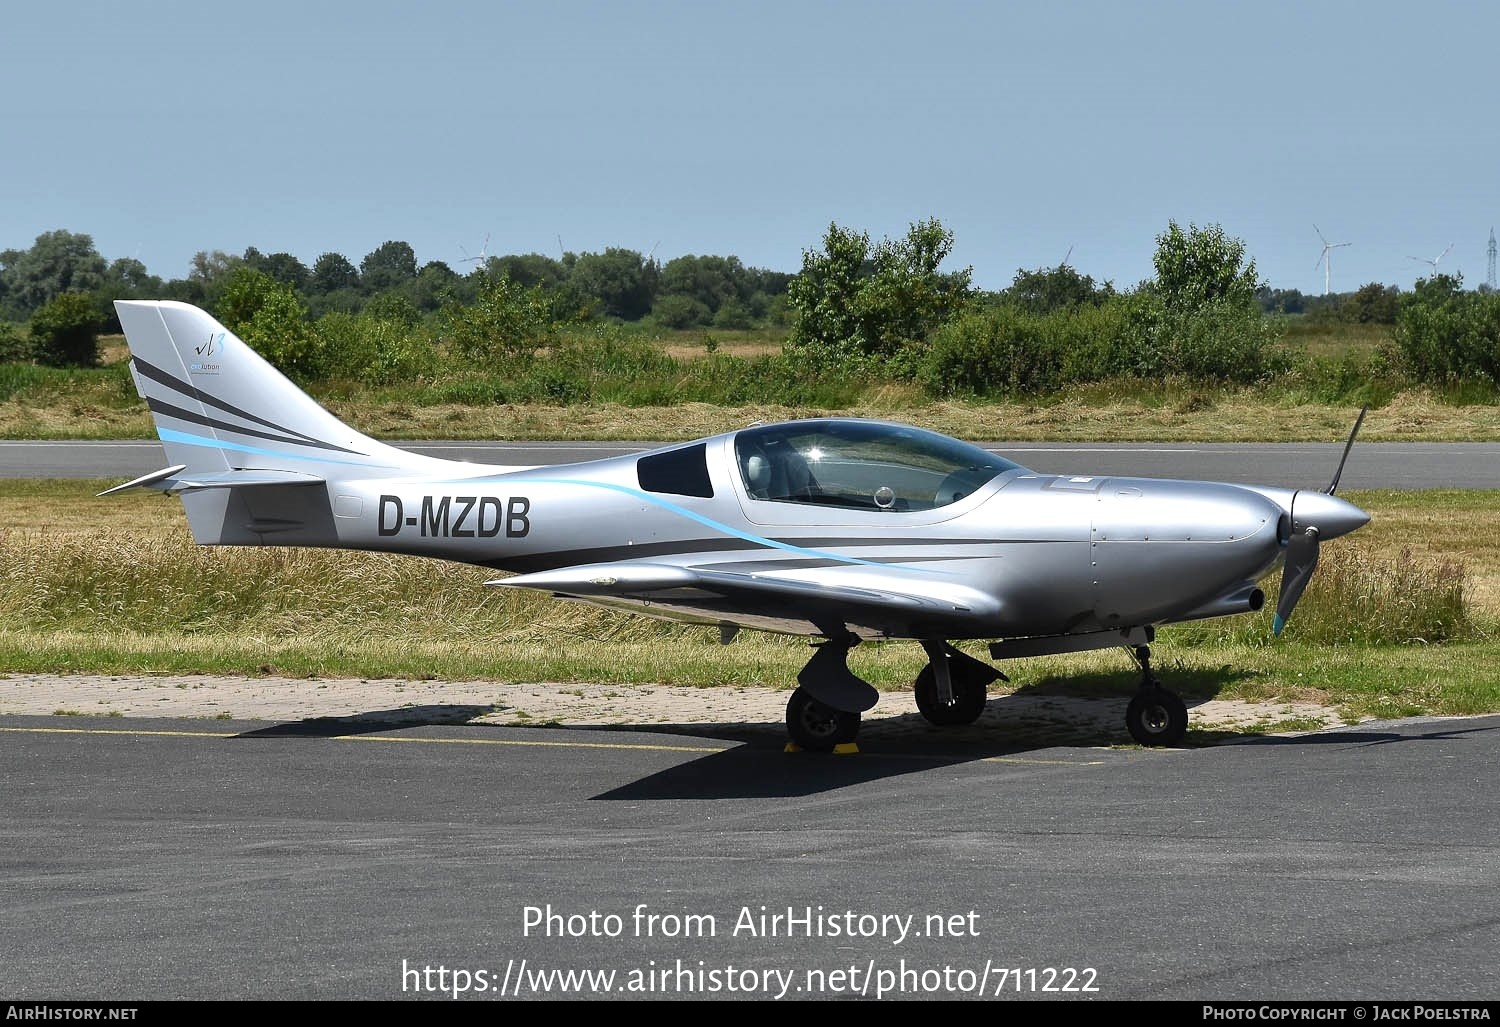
[2,710,1497,1002]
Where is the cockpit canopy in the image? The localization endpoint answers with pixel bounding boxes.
[734,419,1026,512]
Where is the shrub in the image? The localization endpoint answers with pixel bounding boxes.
[1393,275,1500,387]
[441,275,559,367]
[0,322,30,363]
[651,294,710,330]
[28,293,102,368]
[919,306,1066,396]
[313,311,437,385]
[1161,299,1290,383]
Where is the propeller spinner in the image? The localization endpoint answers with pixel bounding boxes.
[1272,408,1371,635]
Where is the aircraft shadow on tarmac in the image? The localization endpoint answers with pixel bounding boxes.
[584,716,1500,799]
[233,704,506,738]
[222,705,1499,800]
[212,670,1383,801]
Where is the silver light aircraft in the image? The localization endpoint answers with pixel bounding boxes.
[107,300,1371,751]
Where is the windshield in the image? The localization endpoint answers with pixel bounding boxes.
[734,420,1026,512]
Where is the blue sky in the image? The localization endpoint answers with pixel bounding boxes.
[3,0,1495,294]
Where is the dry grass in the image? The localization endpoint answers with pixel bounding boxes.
[3,480,1500,722]
[655,331,785,361]
[1274,320,1393,360]
[1342,490,1500,613]
[2,482,1494,622]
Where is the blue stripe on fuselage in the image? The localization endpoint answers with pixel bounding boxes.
[418,475,946,572]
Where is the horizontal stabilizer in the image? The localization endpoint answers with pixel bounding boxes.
[168,469,326,492]
[96,464,189,496]
[98,466,325,496]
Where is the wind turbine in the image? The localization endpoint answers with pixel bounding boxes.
[1408,243,1454,279]
[1314,224,1350,296]
[459,233,491,272]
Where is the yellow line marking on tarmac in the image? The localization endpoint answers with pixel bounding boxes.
[0,726,237,739]
[0,726,1116,763]
[0,724,728,754]
[339,735,728,753]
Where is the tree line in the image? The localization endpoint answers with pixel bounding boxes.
[0,231,795,333]
[1,221,1496,398]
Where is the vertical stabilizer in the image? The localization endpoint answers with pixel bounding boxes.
[114,300,436,479]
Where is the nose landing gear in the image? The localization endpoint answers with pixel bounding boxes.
[1123,644,1188,747]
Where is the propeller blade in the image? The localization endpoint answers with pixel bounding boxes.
[1274,525,1320,636]
[1324,405,1367,495]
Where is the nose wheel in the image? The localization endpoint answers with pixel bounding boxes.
[1124,645,1188,746]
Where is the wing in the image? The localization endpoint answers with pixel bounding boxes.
[486,560,1003,639]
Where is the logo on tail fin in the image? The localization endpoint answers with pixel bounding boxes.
[191,332,225,375]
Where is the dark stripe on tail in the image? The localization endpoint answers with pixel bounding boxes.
[144,396,365,455]
[132,356,334,448]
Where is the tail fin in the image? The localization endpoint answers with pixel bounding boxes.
[110,301,462,546]
[113,300,432,483]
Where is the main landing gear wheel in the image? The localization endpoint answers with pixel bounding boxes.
[913,665,988,726]
[1125,688,1188,747]
[785,687,860,752]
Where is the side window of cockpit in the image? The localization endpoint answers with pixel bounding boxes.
[933,466,994,508]
[636,443,714,498]
[737,438,820,502]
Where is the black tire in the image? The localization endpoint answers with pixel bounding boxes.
[785,688,860,751]
[913,664,988,726]
[1125,688,1189,746]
